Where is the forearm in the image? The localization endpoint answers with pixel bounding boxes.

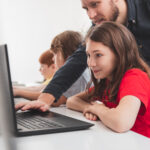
[38,93,55,106]
[93,105,129,132]
[67,96,91,113]
[95,96,141,132]
[25,85,45,91]
[96,107,121,132]
[14,85,44,92]
[17,90,41,100]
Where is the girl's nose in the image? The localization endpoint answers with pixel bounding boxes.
[88,57,96,67]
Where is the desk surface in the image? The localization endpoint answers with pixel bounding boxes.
[1,105,150,150]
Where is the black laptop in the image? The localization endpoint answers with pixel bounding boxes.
[0,44,94,136]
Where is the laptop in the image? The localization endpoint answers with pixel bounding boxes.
[0,44,94,137]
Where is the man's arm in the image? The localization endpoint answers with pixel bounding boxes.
[43,44,87,101]
[146,0,150,10]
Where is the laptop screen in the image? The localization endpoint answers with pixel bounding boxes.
[0,44,18,150]
[0,44,18,136]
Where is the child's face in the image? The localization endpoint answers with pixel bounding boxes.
[53,51,65,70]
[86,39,117,80]
[39,63,55,79]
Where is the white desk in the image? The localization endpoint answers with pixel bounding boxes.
[1,105,150,150]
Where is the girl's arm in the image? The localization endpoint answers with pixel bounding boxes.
[84,95,141,133]
[66,90,92,112]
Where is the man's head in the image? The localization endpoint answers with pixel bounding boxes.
[81,0,127,25]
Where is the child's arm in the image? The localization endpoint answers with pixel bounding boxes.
[66,90,92,112]
[84,95,141,133]
[13,84,46,92]
[13,88,41,100]
[13,84,47,100]
[66,90,98,121]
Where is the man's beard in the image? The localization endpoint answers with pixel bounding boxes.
[92,0,120,26]
[109,0,119,21]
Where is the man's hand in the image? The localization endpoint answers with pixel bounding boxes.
[15,93,55,112]
[38,93,55,105]
[15,100,50,112]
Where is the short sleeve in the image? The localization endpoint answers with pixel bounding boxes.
[63,74,87,98]
[63,68,90,98]
[117,69,150,115]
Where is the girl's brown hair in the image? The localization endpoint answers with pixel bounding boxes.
[50,30,83,60]
[86,21,150,102]
[39,50,54,66]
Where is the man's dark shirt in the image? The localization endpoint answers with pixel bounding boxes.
[127,0,150,64]
[43,0,150,101]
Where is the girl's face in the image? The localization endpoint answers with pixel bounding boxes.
[39,63,55,80]
[53,51,65,70]
[86,39,117,80]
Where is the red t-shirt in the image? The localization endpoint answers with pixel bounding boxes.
[91,68,150,138]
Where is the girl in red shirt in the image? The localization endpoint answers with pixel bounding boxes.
[67,21,150,138]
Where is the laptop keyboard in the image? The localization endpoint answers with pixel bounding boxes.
[17,115,65,130]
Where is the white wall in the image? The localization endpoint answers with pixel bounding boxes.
[0,0,91,84]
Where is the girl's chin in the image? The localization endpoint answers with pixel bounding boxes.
[94,75,106,80]
[94,75,101,80]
